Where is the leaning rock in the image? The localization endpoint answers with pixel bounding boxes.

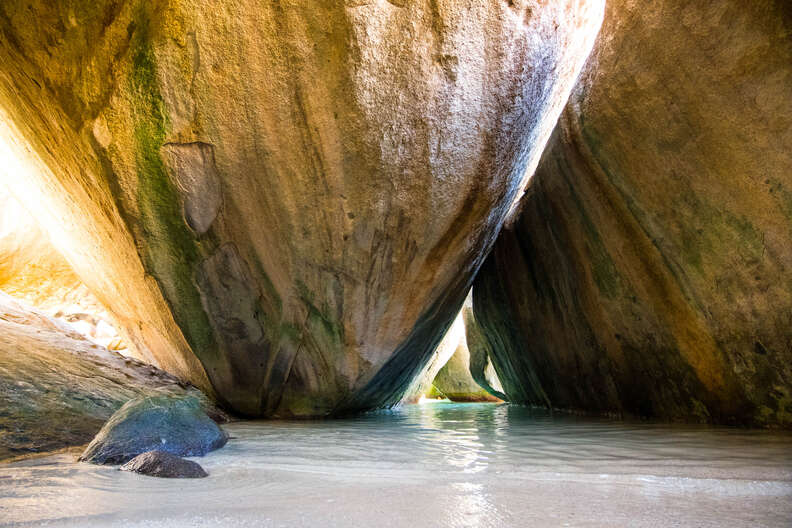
[0,292,219,461]
[474,0,792,426]
[433,341,502,403]
[120,450,208,479]
[0,0,605,416]
[462,306,506,401]
[79,396,227,465]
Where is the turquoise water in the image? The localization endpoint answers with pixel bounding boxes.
[1,402,791,527]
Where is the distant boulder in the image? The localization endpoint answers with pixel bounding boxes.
[433,342,503,403]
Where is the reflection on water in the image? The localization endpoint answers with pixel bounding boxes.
[1,402,790,527]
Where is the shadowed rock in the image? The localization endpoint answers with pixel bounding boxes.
[80,396,227,465]
[474,0,792,427]
[401,307,466,403]
[120,450,208,479]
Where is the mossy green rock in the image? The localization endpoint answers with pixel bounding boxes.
[474,0,792,427]
[79,396,227,465]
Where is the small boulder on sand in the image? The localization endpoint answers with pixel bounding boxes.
[120,450,208,478]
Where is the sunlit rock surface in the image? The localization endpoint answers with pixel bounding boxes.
[432,340,502,403]
[0,188,127,352]
[0,0,604,416]
[462,306,506,401]
[403,298,503,403]
[0,189,85,312]
[425,302,503,402]
[474,0,792,426]
[0,292,218,461]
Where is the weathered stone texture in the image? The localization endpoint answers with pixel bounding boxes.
[474,0,792,426]
[0,0,604,416]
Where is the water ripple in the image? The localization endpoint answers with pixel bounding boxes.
[1,402,791,527]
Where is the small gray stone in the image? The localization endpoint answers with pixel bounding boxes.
[79,395,228,465]
[120,450,208,478]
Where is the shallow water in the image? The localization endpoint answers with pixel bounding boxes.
[1,402,791,527]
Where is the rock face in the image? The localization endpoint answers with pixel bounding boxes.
[0,1,604,416]
[80,395,228,465]
[474,0,792,426]
[0,188,128,352]
[0,292,218,461]
[0,189,85,312]
[462,306,506,401]
[120,450,208,479]
[432,340,502,402]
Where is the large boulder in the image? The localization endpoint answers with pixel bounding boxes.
[0,0,605,416]
[474,0,792,426]
[0,292,218,461]
[79,395,228,465]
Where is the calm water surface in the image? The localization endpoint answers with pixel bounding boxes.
[1,402,790,527]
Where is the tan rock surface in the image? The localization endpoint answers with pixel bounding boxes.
[462,305,505,401]
[0,189,84,311]
[474,0,792,426]
[0,0,604,415]
[432,338,502,403]
[0,187,128,352]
